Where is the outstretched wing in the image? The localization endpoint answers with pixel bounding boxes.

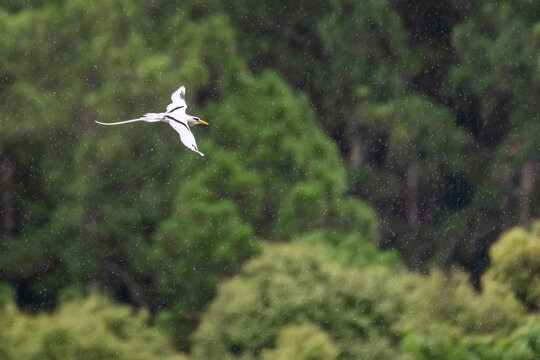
[95,112,163,125]
[169,119,204,156]
[166,85,187,113]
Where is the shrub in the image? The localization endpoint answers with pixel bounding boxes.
[485,221,540,309]
[261,322,338,360]
[399,269,525,360]
[192,242,420,360]
[0,295,187,360]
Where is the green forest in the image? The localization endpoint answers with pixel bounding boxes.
[0,0,539,359]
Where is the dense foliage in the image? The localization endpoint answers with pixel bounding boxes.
[223,0,539,269]
[0,295,186,360]
[193,239,540,360]
[193,243,419,360]
[0,0,538,358]
[485,221,540,310]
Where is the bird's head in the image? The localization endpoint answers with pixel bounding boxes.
[189,116,208,126]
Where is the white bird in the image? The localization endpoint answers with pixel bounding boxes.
[95,86,208,156]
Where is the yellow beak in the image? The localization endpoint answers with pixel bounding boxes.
[199,120,209,125]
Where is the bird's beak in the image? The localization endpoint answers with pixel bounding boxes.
[199,120,209,125]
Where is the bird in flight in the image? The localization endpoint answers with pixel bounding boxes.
[95,86,208,156]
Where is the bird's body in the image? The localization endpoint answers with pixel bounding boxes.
[95,86,208,156]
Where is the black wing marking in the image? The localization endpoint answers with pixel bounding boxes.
[165,115,190,131]
[179,87,185,100]
[167,106,185,113]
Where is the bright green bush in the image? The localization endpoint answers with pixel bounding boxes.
[192,242,420,360]
[399,269,525,360]
[294,231,400,269]
[496,316,540,359]
[0,295,187,360]
[261,322,338,360]
[399,269,524,336]
[401,315,540,360]
[485,221,540,309]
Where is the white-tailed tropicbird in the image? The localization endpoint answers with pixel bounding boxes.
[95,85,208,156]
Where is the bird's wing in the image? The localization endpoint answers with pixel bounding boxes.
[166,85,187,113]
[95,113,163,125]
[169,119,204,156]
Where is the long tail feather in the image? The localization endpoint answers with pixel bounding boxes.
[95,113,164,126]
[95,118,145,125]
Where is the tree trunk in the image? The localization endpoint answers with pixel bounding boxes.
[518,161,535,227]
[405,156,419,234]
[350,135,362,168]
[1,152,16,237]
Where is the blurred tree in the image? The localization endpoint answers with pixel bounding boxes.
[399,269,524,337]
[294,231,400,270]
[354,95,470,265]
[496,316,540,360]
[204,71,349,237]
[152,72,380,344]
[0,0,181,307]
[261,323,339,360]
[0,294,187,360]
[399,268,526,360]
[0,0,381,350]
[402,315,540,360]
[150,149,259,343]
[3,1,539,356]
[192,242,420,360]
[221,0,540,272]
[203,70,380,241]
[0,3,246,351]
[445,0,540,235]
[222,0,421,147]
[485,221,540,310]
